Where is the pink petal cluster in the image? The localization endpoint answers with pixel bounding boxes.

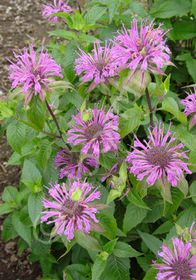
[41,180,101,241]
[111,18,171,77]
[8,45,63,105]
[154,238,196,280]
[126,123,191,187]
[42,0,72,23]
[181,88,196,126]
[54,149,98,179]
[67,104,120,159]
[75,41,118,91]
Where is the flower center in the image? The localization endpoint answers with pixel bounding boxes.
[85,122,103,141]
[62,199,84,218]
[94,60,105,72]
[171,259,191,279]
[70,152,80,165]
[146,146,171,168]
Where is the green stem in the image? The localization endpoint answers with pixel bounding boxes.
[145,88,154,130]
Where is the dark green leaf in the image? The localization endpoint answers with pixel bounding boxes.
[119,108,141,138]
[7,121,26,154]
[28,193,43,227]
[2,214,18,242]
[138,231,162,255]
[36,139,52,170]
[74,231,102,252]
[164,187,184,216]
[97,209,117,239]
[113,241,142,258]
[26,96,46,130]
[12,210,31,246]
[92,255,107,280]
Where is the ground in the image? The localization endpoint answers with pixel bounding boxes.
[0,0,55,279]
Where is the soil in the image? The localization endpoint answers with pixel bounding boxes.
[0,0,56,279]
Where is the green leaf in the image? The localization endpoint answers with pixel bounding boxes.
[171,19,196,40]
[113,241,142,258]
[36,139,52,170]
[74,231,102,252]
[119,107,141,138]
[72,11,86,31]
[138,231,162,255]
[163,187,184,216]
[103,239,118,254]
[92,255,107,280]
[100,255,130,280]
[28,193,43,227]
[2,214,18,242]
[62,42,78,82]
[192,0,196,16]
[153,220,173,235]
[7,121,26,154]
[26,96,46,130]
[127,188,150,210]
[109,0,121,22]
[186,56,196,83]
[2,186,18,204]
[49,30,78,40]
[98,209,117,240]
[190,181,196,204]
[79,33,100,43]
[123,203,148,234]
[129,2,148,17]
[12,210,31,246]
[84,6,107,25]
[150,0,191,18]
[0,203,13,215]
[21,159,42,192]
[143,267,158,280]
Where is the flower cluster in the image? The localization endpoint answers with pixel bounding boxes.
[126,122,191,187]
[181,88,196,128]
[75,18,171,88]
[42,0,72,23]
[8,45,63,105]
[153,237,196,280]
[41,180,101,241]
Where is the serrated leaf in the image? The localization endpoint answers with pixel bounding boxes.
[84,6,107,25]
[79,33,100,43]
[2,214,18,242]
[119,107,141,138]
[113,241,142,258]
[12,210,31,246]
[163,187,184,216]
[26,96,46,130]
[103,239,118,254]
[36,140,52,170]
[28,193,43,227]
[0,203,13,215]
[92,256,107,280]
[49,30,78,40]
[2,186,18,204]
[138,231,162,255]
[109,0,121,22]
[123,203,148,234]
[100,254,130,280]
[127,189,150,210]
[98,209,117,240]
[7,121,26,154]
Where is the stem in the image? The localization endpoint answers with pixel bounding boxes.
[145,88,154,130]
[45,100,72,150]
[117,235,141,239]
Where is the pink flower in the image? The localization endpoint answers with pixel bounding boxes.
[75,41,118,91]
[67,104,120,159]
[181,88,196,128]
[126,123,191,187]
[8,45,63,105]
[41,180,101,241]
[111,18,171,79]
[42,0,72,23]
[54,149,98,179]
[153,238,196,280]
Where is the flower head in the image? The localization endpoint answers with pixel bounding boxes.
[42,0,72,23]
[54,148,98,179]
[181,88,196,127]
[153,238,196,280]
[111,18,171,78]
[126,123,191,187]
[67,104,120,159]
[41,180,101,241]
[8,45,63,105]
[75,41,118,91]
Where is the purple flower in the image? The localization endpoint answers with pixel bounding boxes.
[126,123,191,187]
[75,41,118,92]
[42,0,72,23]
[189,222,196,243]
[54,149,98,179]
[67,104,120,159]
[181,88,196,128]
[153,238,196,280]
[41,180,101,241]
[8,45,63,105]
[111,18,171,79]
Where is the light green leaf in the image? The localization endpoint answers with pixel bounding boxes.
[84,6,107,25]
[119,107,141,138]
[7,121,26,154]
[0,203,13,215]
[36,139,52,170]
[103,239,118,254]
[2,186,18,204]
[123,203,148,234]
[28,193,43,227]
[2,214,18,242]
[98,209,117,240]
[127,189,150,210]
[109,0,121,22]
[163,187,184,216]
[190,181,196,204]
[143,267,158,280]
[49,30,78,40]
[92,255,107,280]
[74,231,102,252]
[26,96,46,130]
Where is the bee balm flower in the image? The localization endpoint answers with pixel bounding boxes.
[8,45,63,105]
[41,180,101,241]
[42,0,72,23]
[181,88,196,128]
[126,123,191,187]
